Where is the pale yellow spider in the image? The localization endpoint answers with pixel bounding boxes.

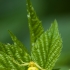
[12,58,45,70]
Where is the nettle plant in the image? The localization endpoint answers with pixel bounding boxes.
[0,0,62,70]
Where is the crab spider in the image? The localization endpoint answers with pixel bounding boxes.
[12,58,45,70]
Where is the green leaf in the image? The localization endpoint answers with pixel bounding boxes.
[31,31,48,68]
[31,20,62,70]
[0,31,31,70]
[8,31,31,62]
[26,0,44,48]
[45,20,62,70]
[0,51,27,70]
[0,51,17,70]
[8,30,29,54]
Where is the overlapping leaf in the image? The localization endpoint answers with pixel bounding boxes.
[26,0,44,47]
[31,20,62,70]
[45,20,62,70]
[0,31,31,70]
[31,31,48,68]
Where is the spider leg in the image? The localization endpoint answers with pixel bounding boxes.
[18,59,26,64]
[34,62,46,70]
[12,58,29,67]
[18,63,29,66]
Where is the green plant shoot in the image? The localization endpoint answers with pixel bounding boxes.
[0,0,62,70]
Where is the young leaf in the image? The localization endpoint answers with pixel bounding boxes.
[0,31,31,70]
[8,31,31,61]
[45,20,62,70]
[0,51,28,70]
[26,0,44,47]
[31,20,62,70]
[31,31,48,68]
[8,30,29,54]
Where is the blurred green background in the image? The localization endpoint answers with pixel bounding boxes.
[0,0,70,70]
